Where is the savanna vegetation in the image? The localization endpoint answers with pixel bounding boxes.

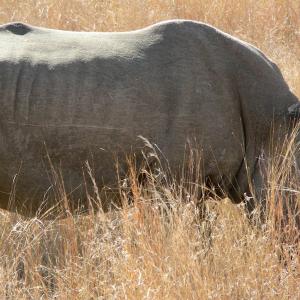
[0,1,299,299]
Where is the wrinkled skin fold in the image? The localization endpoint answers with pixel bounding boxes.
[0,20,298,215]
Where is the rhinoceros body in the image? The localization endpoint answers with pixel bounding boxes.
[0,20,298,214]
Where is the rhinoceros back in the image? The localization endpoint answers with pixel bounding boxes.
[0,20,296,214]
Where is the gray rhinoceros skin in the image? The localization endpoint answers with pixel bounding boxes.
[0,20,298,215]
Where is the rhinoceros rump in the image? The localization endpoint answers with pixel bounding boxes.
[0,20,298,215]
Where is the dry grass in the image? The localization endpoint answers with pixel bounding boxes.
[0,0,300,299]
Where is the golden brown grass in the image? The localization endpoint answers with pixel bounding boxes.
[0,0,300,299]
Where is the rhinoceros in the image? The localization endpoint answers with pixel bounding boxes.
[0,20,299,215]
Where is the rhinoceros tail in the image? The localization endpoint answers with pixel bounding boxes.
[2,22,32,35]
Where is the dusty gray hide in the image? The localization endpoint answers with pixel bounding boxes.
[0,20,299,215]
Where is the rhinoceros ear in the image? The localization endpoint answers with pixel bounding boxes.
[288,102,300,119]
